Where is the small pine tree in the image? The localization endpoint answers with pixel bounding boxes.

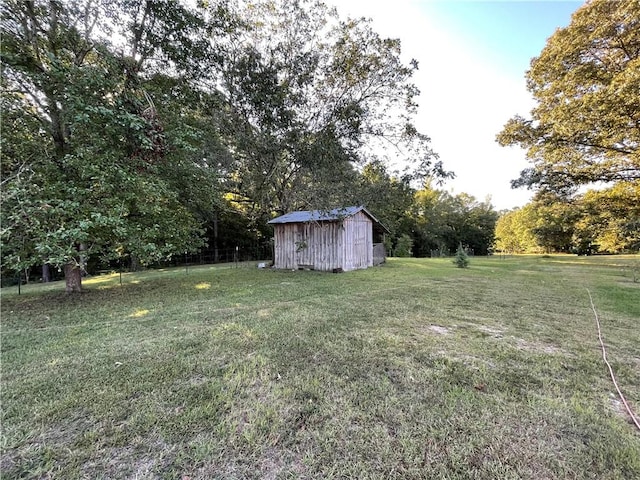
[453,243,470,268]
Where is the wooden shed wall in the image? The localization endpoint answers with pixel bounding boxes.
[272,211,375,271]
[342,211,372,271]
[273,221,343,271]
[273,223,300,270]
[297,222,343,271]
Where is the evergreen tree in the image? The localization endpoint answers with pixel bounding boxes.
[453,244,469,268]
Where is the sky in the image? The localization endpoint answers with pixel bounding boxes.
[328,0,584,210]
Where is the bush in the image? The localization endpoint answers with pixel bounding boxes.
[395,234,413,257]
[453,244,469,268]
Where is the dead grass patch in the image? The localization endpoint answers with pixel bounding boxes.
[476,325,505,338]
[428,324,451,335]
[514,338,566,355]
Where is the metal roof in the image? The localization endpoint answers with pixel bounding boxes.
[267,206,389,232]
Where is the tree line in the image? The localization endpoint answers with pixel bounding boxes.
[496,184,640,255]
[1,0,453,292]
[2,0,638,292]
[496,0,639,255]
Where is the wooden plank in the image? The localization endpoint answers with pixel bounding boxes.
[272,212,375,271]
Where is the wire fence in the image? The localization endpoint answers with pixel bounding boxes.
[1,246,274,288]
[159,246,273,269]
[429,247,475,258]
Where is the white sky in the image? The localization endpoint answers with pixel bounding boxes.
[328,0,580,210]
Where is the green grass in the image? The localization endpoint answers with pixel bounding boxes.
[2,256,639,479]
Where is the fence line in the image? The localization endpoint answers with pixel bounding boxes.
[0,246,274,288]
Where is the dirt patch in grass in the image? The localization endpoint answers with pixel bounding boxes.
[476,325,505,338]
[38,414,94,445]
[515,338,566,355]
[607,392,639,426]
[0,448,19,476]
[609,395,628,419]
[428,325,451,335]
[188,374,208,386]
[258,448,307,480]
[186,447,307,480]
[80,444,170,479]
[437,351,496,371]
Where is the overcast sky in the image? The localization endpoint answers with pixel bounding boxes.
[328,0,583,210]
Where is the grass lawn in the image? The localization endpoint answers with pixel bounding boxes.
[1,255,639,479]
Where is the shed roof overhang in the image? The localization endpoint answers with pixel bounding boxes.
[268,206,390,234]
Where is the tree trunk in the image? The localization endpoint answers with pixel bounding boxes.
[42,263,51,283]
[130,254,140,272]
[213,213,219,263]
[64,263,82,293]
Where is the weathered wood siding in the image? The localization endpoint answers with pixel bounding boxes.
[342,211,373,271]
[296,222,343,271]
[272,211,374,271]
[273,221,343,271]
[273,223,295,270]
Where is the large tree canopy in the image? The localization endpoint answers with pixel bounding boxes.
[495,180,640,255]
[2,0,452,291]
[215,0,448,219]
[497,0,640,193]
[0,0,226,291]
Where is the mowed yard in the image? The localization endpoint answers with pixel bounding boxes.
[1,256,639,479]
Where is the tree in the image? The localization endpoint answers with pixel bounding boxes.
[409,185,451,256]
[394,234,413,258]
[354,160,414,239]
[0,0,225,292]
[494,207,539,254]
[453,243,469,268]
[494,182,640,255]
[527,193,578,253]
[497,0,640,193]
[215,0,449,220]
[409,186,498,256]
[574,181,640,254]
[451,193,498,256]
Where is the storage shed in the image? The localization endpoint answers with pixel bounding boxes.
[268,206,388,272]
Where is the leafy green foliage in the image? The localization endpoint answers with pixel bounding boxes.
[394,234,413,257]
[409,185,498,256]
[496,182,640,255]
[0,0,225,290]
[497,0,640,192]
[215,0,449,218]
[353,160,414,238]
[494,207,539,254]
[573,181,640,254]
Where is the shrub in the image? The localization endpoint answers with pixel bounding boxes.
[453,244,469,268]
[395,234,413,257]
